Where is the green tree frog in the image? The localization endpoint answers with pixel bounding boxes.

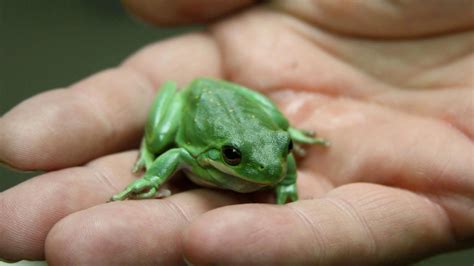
[111,78,328,204]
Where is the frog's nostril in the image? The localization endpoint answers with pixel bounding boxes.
[258,165,265,170]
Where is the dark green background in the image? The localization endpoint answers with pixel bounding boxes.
[0,1,472,265]
[0,0,197,190]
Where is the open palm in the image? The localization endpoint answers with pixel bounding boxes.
[1,1,472,264]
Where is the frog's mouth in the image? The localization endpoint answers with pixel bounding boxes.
[185,169,269,193]
[207,160,277,186]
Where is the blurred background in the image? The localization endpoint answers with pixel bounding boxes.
[0,1,472,265]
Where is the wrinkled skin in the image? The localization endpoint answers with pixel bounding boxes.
[0,1,473,265]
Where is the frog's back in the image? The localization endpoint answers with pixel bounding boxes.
[177,78,280,155]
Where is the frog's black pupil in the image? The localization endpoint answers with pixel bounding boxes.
[222,146,241,165]
[288,140,293,152]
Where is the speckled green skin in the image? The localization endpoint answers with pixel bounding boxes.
[111,78,328,204]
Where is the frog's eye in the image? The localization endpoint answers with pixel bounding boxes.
[288,140,293,152]
[221,145,242,166]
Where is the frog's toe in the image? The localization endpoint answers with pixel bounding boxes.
[276,194,288,205]
[293,143,306,157]
[110,188,132,201]
[276,192,298,204]
[313,137,330,146]
[132,187,157,199]
[302,129,316,137]
[132,159,145,173]
[276,184,299,204]
[289,192,298,202]
[132,156,155,173]
[156,188,171,198]
[110,179,155,201]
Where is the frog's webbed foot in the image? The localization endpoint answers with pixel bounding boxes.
[110,178,162,201]
[275,183,298,204]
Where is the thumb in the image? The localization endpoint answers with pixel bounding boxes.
[183,183,455,265]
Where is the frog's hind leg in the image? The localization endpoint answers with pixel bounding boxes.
[235,84,330,148]
[221,81,291,130]
[133,81,184,172]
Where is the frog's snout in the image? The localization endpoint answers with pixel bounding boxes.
[258,163,283,181]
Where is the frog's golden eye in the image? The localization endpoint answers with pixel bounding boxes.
[222,145,241,166]
[288,140,293,152]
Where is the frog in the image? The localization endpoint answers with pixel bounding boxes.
[110,78,329,204]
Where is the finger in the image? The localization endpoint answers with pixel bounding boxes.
[0,151,139,261]
[211,5,472,96]
[210,9,387,98]
[371,87,474,139]
[275,90,474,183]
[271,90,474,234]
[275,0,474,37]
[45,190,242,265]
[296,170,333,199]
[122,0,257,25]
[0,33,221,170]
[183,183,456,265]
[206,7,473,149]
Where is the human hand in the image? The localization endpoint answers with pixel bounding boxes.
[1,1,472,264]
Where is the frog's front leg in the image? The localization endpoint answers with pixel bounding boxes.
[275,154,298,204]
[289,127,330,147]
[111,148,193,201]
